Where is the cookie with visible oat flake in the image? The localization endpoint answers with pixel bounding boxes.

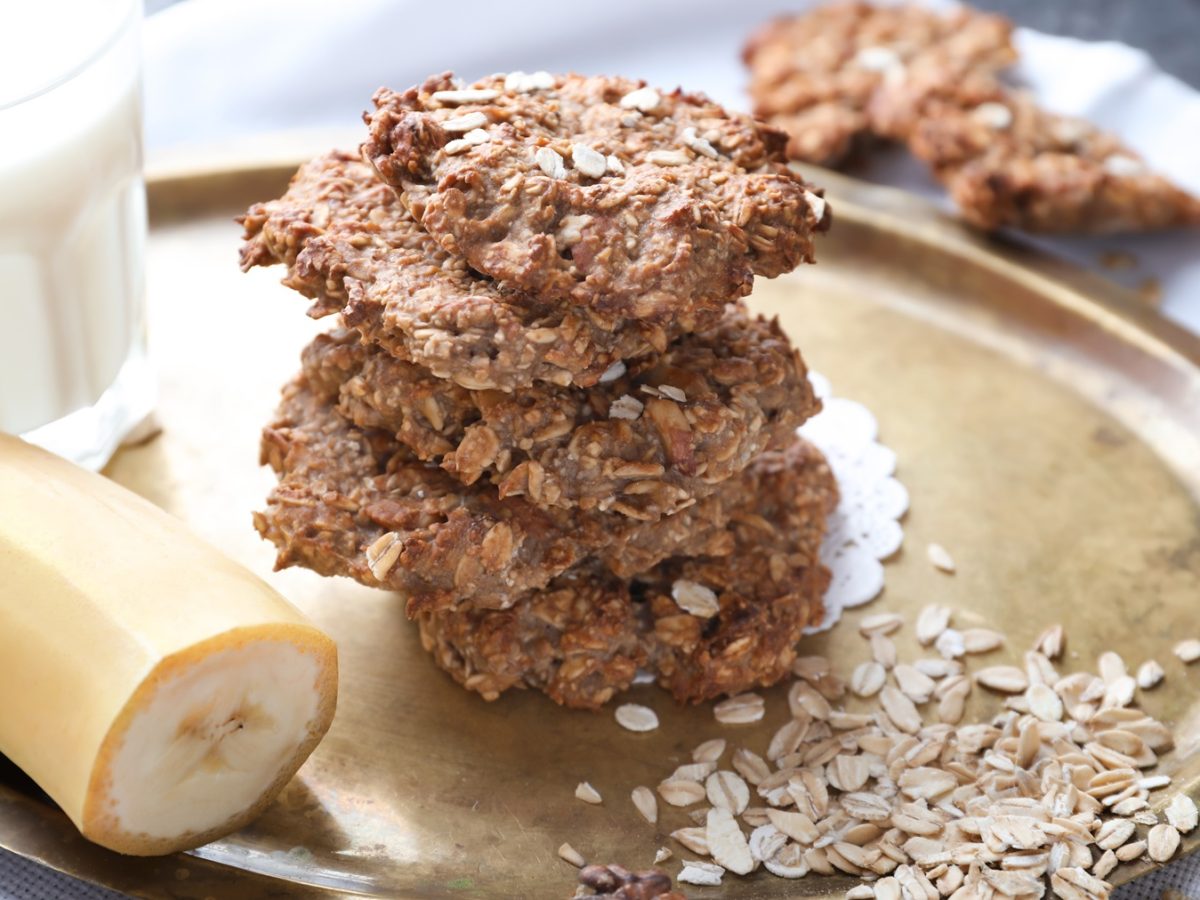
[239,152,685,392]
[299,303,819,521]
[255,379,803,616]
[362,73,830,324]
[869,63,1200,233]
[743,2,1014,165]
[417,437,835,709]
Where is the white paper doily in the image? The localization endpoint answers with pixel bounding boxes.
[800,372,908,633]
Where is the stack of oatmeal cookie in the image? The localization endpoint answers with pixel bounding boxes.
[240,72,836,709]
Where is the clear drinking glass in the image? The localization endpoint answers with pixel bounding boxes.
[0,0,153,470]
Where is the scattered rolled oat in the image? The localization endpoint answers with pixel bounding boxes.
[870,633,898,668]
[1173,639,1200,663]
[768,808,819,844]
[915,657,961,679]
[575,782,602,804]
[1115,840,1146,862]
[732,748,771,784]
[1147,823,1181,862]
[749,823,788,863]
[671,761,715,782]
[677,859,723,886]
[1165,794,1198,833]
[714,693,765,725]
[859,612,904,636]
[706,770,750,816]
[974,665,1028,693]
[793,655,832,682]
[558,842,586,867]
[693,738,726,763]
[1136,660,1165,689]
[851,661,887,698]
[915,604,952,645]
[879,685,922,734]
[654,847,672,864]
[1036,624,1065,659]
[926,543,956,573]
[607,610,1189,898]
[707,807,755,875]
[658,779,706,808]
[894,663,936,704]
[1098,651,1127,684]
[961,628,1005,654]
[615,703,659,733]
[631,786,658,824]
[1026,682,1064,722]
[670,826,709,854]
[935,628,965,660]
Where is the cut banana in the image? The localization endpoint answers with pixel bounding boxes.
[0,434,338,855]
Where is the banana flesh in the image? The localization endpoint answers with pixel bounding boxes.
[0,433,338,855]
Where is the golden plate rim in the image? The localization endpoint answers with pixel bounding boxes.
[0,152,1197,899]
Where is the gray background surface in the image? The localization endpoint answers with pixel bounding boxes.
[975,0,1200,87]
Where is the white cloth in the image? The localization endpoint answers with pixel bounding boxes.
[4,1,1198,896]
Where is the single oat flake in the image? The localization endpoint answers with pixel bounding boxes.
[557,842,585,867]
[614,703,659,732]
[926,543,956,573]
[1173,639,1200,663]
[713,693,765,725]
[631,786,657,824]
[574,782,602,804]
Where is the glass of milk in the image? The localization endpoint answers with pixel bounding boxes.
[1,0,153,470]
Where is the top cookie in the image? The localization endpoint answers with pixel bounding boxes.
[743,2,1014,166]
[362,72,830,323]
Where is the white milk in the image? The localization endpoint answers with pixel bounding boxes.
[0,0,151,469]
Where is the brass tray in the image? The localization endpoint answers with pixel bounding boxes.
[1,154,1198,899]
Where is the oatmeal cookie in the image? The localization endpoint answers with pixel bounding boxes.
[256,379,767,615]
[362,73,830,324]
[240,152,687,391]
[744,2,1014,165]
[416,436,834,709]
[300,303,819,520]
[870,65,1200,232]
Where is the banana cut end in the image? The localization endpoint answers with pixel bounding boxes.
[81,624,338,856]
